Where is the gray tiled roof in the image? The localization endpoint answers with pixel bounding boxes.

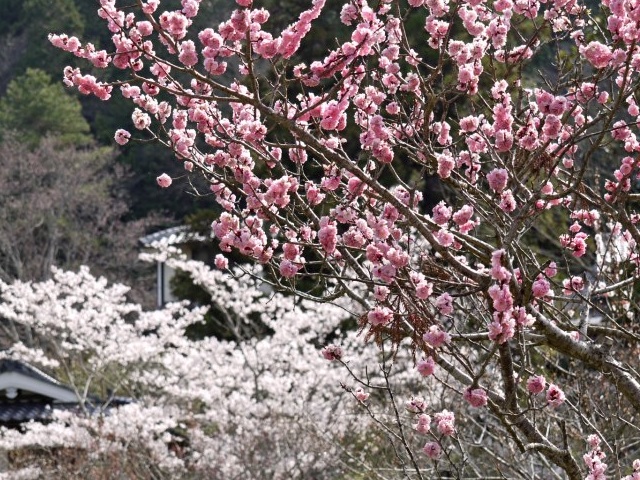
[0,401,79,423]
[0,360,132,424]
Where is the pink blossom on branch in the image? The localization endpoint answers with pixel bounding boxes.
[354,387,370,402]
[114,129,131,145]
[423,441,443,459]
[435,409,456,436]
[321,344,343,361]
[48,0,640,476]
[487,168,509,193]
[367,305,394,326]
[546,384,566,408]
[527,375,547,395]
[156,173,172,188]
[463,387,488,408]
[416,356,436,376]
[423,325,451,348]
[413,413,431,434]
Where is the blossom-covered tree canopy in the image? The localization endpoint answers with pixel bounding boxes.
[0,258,387,478]
[39,0,640,477]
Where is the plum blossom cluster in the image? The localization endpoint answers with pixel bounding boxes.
[49,0,640,476]
[583,435,607,480]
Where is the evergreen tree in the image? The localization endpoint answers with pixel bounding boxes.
[0,68,91,147]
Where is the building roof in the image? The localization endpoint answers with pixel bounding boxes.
[0,402,80,424]
[0,360,66,387]
[0,359,131,424]
[139,225,208,248]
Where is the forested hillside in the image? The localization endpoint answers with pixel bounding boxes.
[0,1,229,301]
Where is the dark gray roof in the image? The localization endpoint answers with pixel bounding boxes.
[0,398,132,424]
[0,401,79,423]
[0,360,133,424]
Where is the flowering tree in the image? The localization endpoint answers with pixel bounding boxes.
[0,255,435,479]
[47,0,640,477]
[0,133,150,288]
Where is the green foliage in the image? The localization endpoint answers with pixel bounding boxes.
[0,0,84,88]
[0,68,91,147]
[171,268,274,341]
[0,0,23,35]
[22,0,84,38]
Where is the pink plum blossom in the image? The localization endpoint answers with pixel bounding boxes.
[156,173,172,188]
[114,129,131,145]
[527,375,546,394]
[532,276,551,298]
[435,292,454,315]
[463,387,488,407]
[321,344,343,361]
[368,306,394,326]
[414,413,431,434]
[417,356,436,376]
[487,168,509,192]
[435,409,455,436]
[423,441,442,459]
[423,325,451,348]
[546,384,566,408]
[354,387,370,402]
[214,254,229,269]
[405,396,427,413]
[580,41,613,69]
